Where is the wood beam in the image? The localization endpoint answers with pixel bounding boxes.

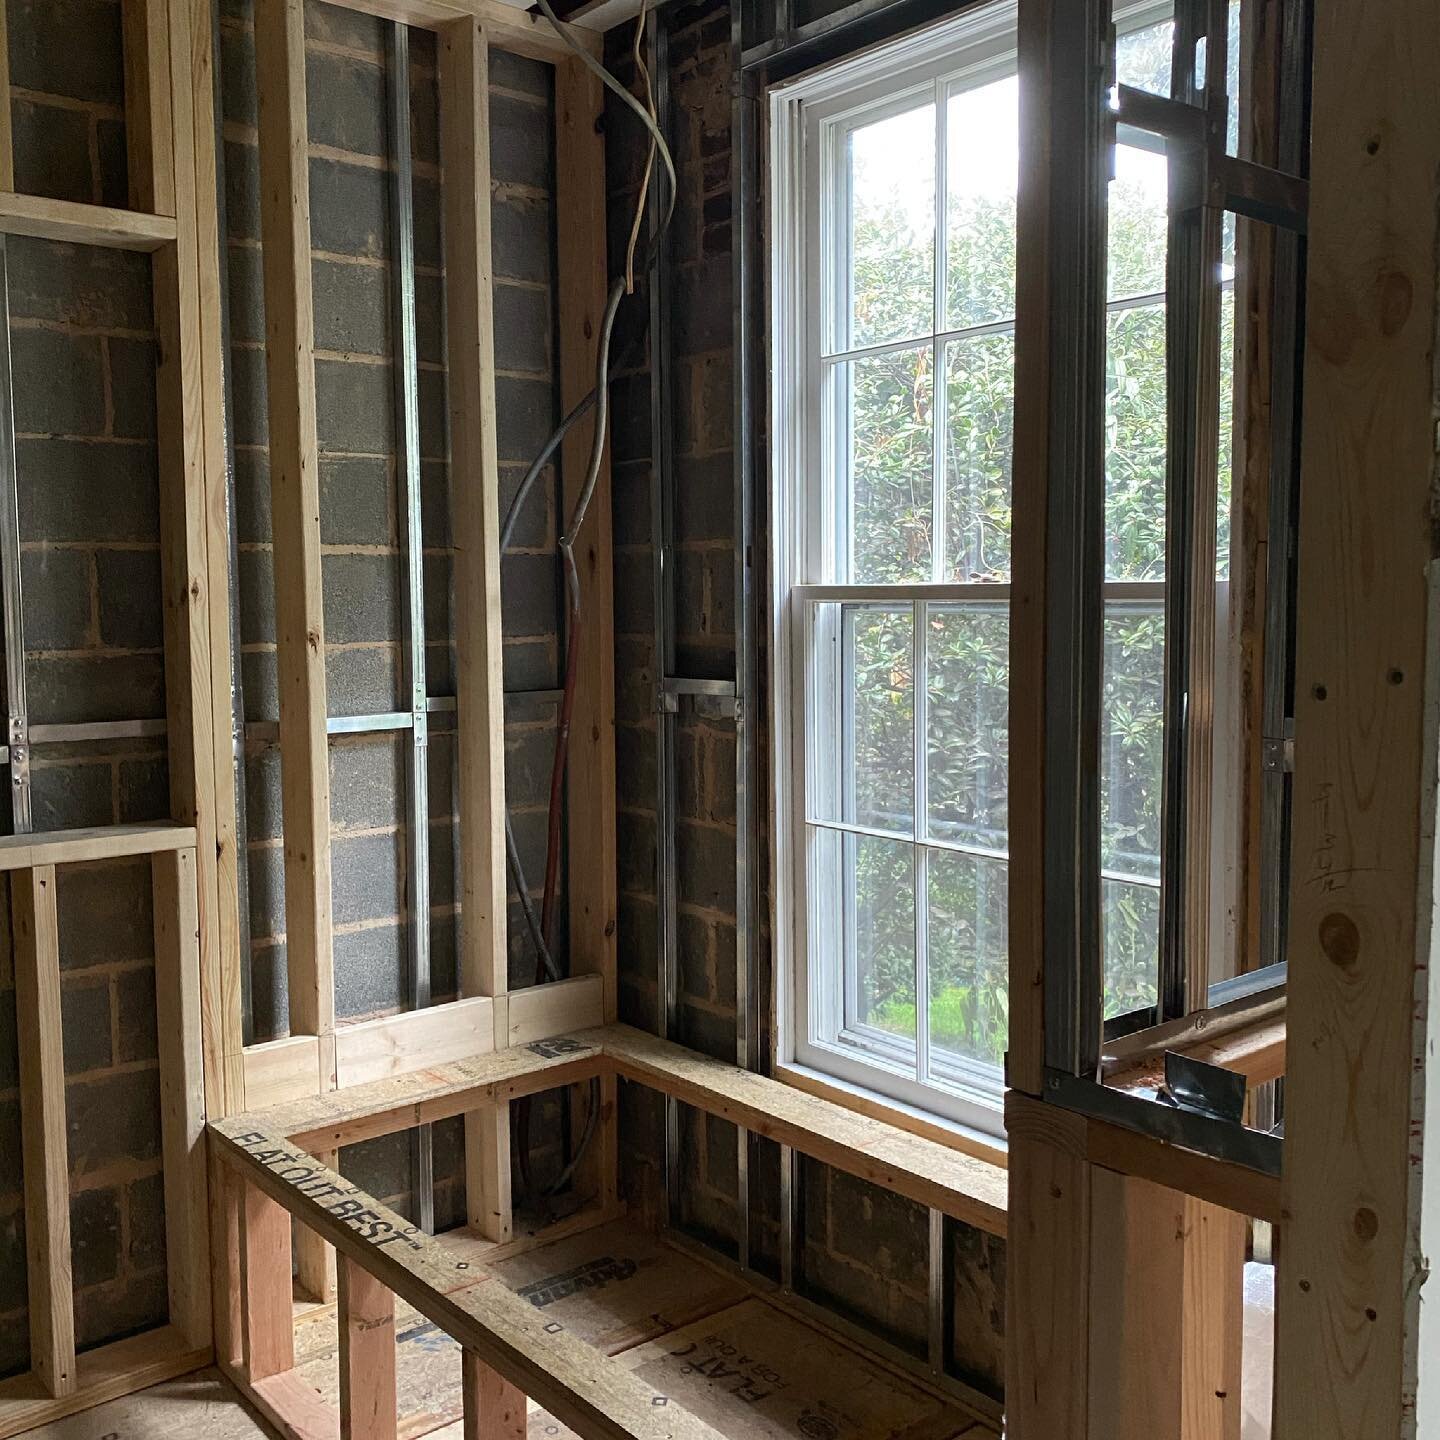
[254,0,337,1306]
[1086,1171,1243,1440]
[555,47,620,1221]
[299,0,601,60]
[185,0,249,1120]
[597,1024,1007,1232]
[1004,1093,1089,1440]
[242,1036,604,1152]
[555,53,617,1023]
[1273,0,1440,1430]
[0,192,176,249]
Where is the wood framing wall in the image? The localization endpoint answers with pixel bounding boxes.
[203,0,619,1270]
[0,826,211,1437]
[1006,0,1440,1433]
[0,0,620,1429]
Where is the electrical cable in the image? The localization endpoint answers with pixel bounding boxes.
[501,0,674,1211]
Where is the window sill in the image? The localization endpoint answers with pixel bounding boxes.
[776,1059,1009,1171]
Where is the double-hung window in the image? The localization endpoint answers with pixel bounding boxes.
[770,4,1022,1133]
[770,1,1215,1134]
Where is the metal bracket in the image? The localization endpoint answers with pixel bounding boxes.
[1262,723,1295,773]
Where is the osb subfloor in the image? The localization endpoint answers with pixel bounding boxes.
[18,1220,1001,1440]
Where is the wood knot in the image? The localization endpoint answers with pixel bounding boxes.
[1354,1206,1379,1241]
[1319,911,1360,968]
[1375,266,1414,337]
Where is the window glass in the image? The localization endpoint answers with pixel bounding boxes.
[945,74,1018,329]
[928,848,1009,1068]
[1116,16,1174,96]
[844,101,935,351]
[943,332,1014,582]
[1101,139,1170,1012]
[845,832,918,1056]
[835,347,935,584]
[925,604,1008,849]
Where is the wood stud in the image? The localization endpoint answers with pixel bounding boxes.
[12,866,75,1400]
[339,1258,398,1440]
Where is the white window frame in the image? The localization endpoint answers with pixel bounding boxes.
[768,2,1022,1139]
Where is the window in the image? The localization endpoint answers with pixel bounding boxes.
[770,4,1021,1132]
[770,2,1239,1133]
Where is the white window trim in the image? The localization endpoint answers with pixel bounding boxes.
[768,2,1021,1140]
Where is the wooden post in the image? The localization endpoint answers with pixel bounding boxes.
[183,0,249,1119]
[1005,1094,1089,1440]
[241,1182,295,1383]
[439,15,512,1244]
[1086,1172,1243,1440]
[1007,1094,1246,1440]
[12,866,75,1398]
[253,0,335,1066]
[555,51,620,1217]
[254,0,337,1302]
[211,1148,245,1373]
[128,0,229,1138]
[463,1349,526,1440]
[339,1256,398,1440]
[152,846,212,1348]
[1273,0,1440,1431]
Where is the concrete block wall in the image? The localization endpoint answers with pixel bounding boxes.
[0,0,174,1378]
[220,0,569,1219]
[604,0,1006,1402]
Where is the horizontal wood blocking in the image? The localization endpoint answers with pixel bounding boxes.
[0,823,198,871]
[335,996,498,1090]
[239,977,606,1113]
[0,191,178,249]
[592,1025,1008,1234]
[210,1125,728,1440]
[242,1033,606,1152]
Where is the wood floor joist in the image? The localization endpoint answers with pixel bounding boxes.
[211,1125,729,1440]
